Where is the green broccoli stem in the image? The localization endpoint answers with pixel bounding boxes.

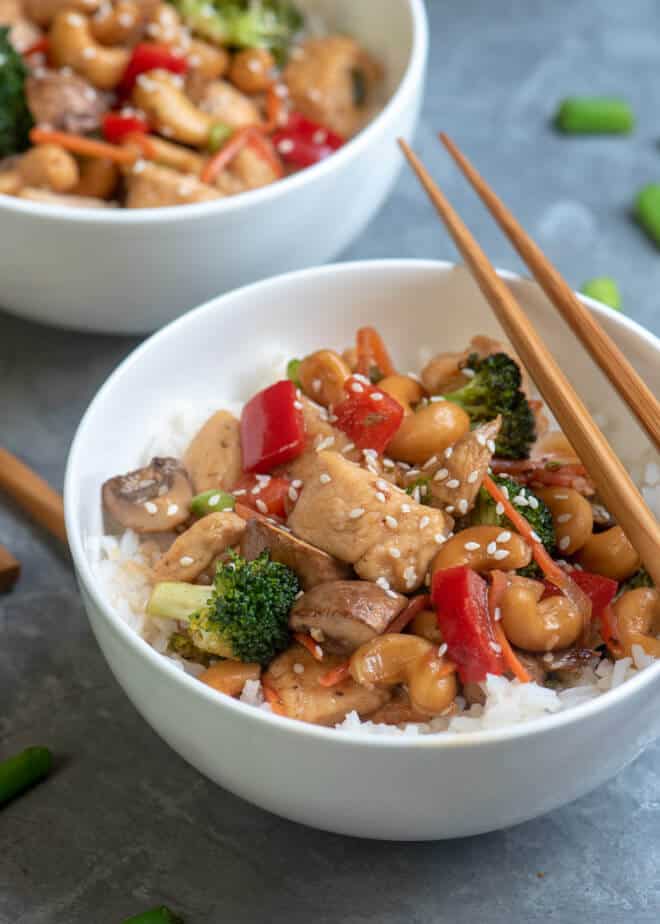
[0,746,53,806]
[147,582,213,622]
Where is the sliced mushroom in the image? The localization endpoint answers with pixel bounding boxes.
[102,457,192,533]
[240,518,351,591]
[289,580,406,654]
[184,409,242,493]
[152,511,245,582]
[264,646,389,726]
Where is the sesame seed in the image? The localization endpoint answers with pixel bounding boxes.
[487,439,496,453]
[458,499,469,515]
[251,485,262,495]
[342,442,355,453]
[556,513,572,523]
[420,515,430,529]
[407,468,421,477]
[467,470,479,484]
[376,479,388,491]
[328,413,337,423]
[375,491,386,503]
[293,663,305,674]
[293,400,303,410]
[465,541,481,551]
[554,493,569,500]
[376,576,391,591]
[207,494,220,507]
[389,547,401,559]
[513,494,528,506]
[446,479,460,489]
[493,549,510,560]
[291,479,303,489]
[315,435,335,452]
[430,395,446,402]
[494,607,502,622]
[486,541,497,555]
[404,566,417,588]
[179,555,194,566]
[294,590,305,600]
[462,367,475,378]
[490,641,502,654]
[497,531,512,543]
[412,487,421,504]
[444,446,454,459]
[277,138,294,154]
[371,392,384,401]
[501,485,510,500]
[319,473,331,485]
[288,486,299,501]
[349,507,365,519]
[363,448,378,460]
[133,159,146,174]
[495,502,505,516]
[82,46,97,58]
[423,455,438,469]
[434,533,446,544]
[256,500,268,513]
[383,458,395,469]
[351,381,364,393]
[559,535,571,550]
[528,496,539,510]
[144,501,158,514]
[385,515,398,529]
[445,505,455,514]
[530,531,542,543]
[386,589,400,599]
[400,504,411,514]
[233,489,246,496]
[312,378,322,393]
[314,645,323,658]
[167,503,179,516]
[433,468,449,482]
[476,432,487,446]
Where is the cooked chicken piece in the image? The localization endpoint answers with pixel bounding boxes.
[152,511,245,582]
[0,0,22,22]
[128,135,206,177]
[276,395,358,485]
[184,410,242,493]
[264,646,389,726]
[26,69,109,134]
[406,418,501,516]
[102,457,192,532]
[241,518,351,591]
[288,451,452,593]
[194,79,262,127]
[18,188,115,206]
[3,1,41,53]
[23,0,100,27]
[284,35,382,138]
[289,580,406,653]
[125,161,222,208]
[215,144,280,195]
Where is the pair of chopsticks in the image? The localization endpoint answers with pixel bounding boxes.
[399,135,660,587]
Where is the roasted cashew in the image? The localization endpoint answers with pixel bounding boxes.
[49,10,130,90]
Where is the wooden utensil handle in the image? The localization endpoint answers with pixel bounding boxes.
[0,448,67,544]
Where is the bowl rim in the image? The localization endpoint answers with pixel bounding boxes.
[0,0,428,226]
[64,258,660,750]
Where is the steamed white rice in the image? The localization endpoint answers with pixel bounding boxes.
[90,354,660,737]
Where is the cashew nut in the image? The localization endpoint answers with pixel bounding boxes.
[577,525,641,581]
[72,156,118,199]
[49,10,130,90]
[430,525,532,575]
[199,661,261,696]
[535,486,593,555]
[229,47,275,94]
[386,402,471,464]
[378,374,425,416]
[18,144,79,192]
[90,0,141,46]
[23,0,100,28]
[132,70,214,146]
[298,349,351,407]
[613,587,660,659]
[500,577,583,652]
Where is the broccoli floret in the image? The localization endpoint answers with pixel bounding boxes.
[0,28,33,157]
[170,0,303,61]
[444,353,536,459]
[469,475,555,576]
[147,551,299,665]
[619,568,653,594]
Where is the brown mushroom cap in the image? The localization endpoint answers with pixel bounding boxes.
[289,580,407,654]
[102,457,193,533]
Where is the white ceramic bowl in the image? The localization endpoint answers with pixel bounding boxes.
[64,261,660,840]
[0,0,427,335]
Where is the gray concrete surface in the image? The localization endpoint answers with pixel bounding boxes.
[2,0,660,920]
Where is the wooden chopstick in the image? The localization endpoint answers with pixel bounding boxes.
[0,448,67,544]
[439,132,660,452]
[398,139,660,587]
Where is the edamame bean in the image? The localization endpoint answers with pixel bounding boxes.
[554,97,634,134]
[580,277,621,311]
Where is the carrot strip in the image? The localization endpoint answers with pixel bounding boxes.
[263,83,287,132]
[356,327,396,379]
[293,632,324,661]
[262,678,286,715]
[318,662,350,688]
[487,569,532,683]
[122,131,158,160]
[23,36,49,57]
[482,474,592,623]
[29,128,137,165]
[246,131,284,177]
[200,127,251,184]
[386,594,431,635]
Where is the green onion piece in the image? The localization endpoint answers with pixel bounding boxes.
[286,358,302,386]
[207,122,232,154]
[0,746,52,807]
[554,97,634,134]
[190,489,235,517]
[634,183,660,247]
[580,277,621,311]
[121,906,183,924]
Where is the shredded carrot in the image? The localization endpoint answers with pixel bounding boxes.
[486,569,532,683]
[23,36,49,57]
[294,632,324,661]
[318,662,350,688]
[482,474,592,623]
[263,82,287,133]
[29,128,138,165]
[246,131,284,177]
[122,131,158,160]
[262,678,286,715]
[200,127,251,184]
[600,604,625,659]
[356,327,396,379]
[386,594,431,635]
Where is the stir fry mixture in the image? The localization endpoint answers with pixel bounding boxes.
[101,329,658,728]
[0,0,382,207]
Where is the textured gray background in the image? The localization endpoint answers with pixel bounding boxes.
[2,0,660,921]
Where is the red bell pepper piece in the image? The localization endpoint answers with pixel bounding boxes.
[333,376,404,453]
[232,473,291,519]
[240,380,305,474]
[432,566,506,684]
[272,112,344,168]
[119,43,187,94]
[102,112,150,144]
[543,569,618,621]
